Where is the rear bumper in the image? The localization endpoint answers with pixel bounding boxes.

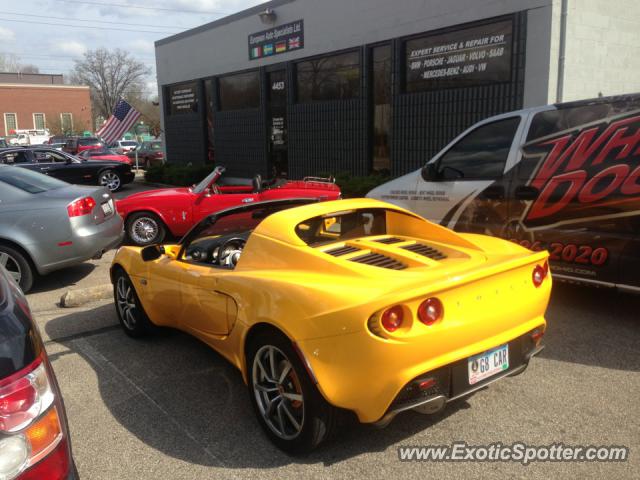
[375,333,545,426]
[297,316,547,423]
[37,214,124,275]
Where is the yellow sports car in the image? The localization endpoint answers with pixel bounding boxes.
[110,198,551,453]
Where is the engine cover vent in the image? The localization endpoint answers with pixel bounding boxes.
[401,243,447,260]
[349,252,407,270]
[324,245,361,257]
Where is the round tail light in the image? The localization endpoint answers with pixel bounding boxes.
[532,265,546,288]
[418,297,444,326]
[381,306,404,332]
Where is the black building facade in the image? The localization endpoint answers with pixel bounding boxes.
[159,4,529,179]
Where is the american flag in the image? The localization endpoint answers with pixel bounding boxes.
[96,99,141,144]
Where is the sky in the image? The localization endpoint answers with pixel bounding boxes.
[0,0,265,95]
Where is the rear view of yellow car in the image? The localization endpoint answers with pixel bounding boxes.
[110,198,551,453]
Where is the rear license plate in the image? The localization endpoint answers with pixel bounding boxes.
[468,344,509,385]
[101,200,113,216]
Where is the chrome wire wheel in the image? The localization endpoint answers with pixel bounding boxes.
[252,345,305,440]
[116,276,137,331]
[130,217,159,245]
[99,171,121,191]
[0,251,21,284]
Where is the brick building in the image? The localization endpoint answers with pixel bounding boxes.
[0,73,92,137]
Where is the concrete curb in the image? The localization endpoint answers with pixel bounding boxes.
[60,284,113,308]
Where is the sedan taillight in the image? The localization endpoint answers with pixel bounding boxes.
[0,355,68,480]
[67,197,96,217]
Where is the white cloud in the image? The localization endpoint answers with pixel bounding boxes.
[128,39,154,55]
[0,27,15,43]
[52,41,87,56]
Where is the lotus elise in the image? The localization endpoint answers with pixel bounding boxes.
[110,198,551,453]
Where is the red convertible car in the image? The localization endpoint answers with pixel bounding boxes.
[116,166,342,245]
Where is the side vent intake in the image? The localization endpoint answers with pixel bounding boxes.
[349,252,407,270]
[402,243,447,260]
[375,237,404,245]
[325,245,361,257]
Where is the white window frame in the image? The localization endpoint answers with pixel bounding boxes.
[60,112,73,133]
[4,113,18,136]
[32,113,46,130]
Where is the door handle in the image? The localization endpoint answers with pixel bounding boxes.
[242,198,254,203]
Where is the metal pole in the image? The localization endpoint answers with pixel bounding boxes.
[556,0,569,103]
[135,148,139,171]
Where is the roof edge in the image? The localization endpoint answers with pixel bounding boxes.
[155,0,296,48]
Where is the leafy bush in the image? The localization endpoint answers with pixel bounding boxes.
[330,172,392,198]
[145,164,392,198]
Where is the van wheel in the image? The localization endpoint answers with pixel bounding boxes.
[0,245,34,293]
[247,330,337,453]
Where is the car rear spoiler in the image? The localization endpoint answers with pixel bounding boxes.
[303,175,336,184]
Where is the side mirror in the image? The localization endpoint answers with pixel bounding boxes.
[141,245,165,262]
[421,163,440,182]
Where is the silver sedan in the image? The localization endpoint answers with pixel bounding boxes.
[0,165,124,292]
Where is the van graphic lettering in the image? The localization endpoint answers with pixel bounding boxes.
[522,112,640,229]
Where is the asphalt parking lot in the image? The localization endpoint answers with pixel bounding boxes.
[25,182,640,479]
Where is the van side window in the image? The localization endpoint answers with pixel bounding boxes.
[437,117,520,180]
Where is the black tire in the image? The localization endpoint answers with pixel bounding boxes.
[126,212,166,246]
[113,268,154,338]
[247,329,337,454]
[99,169,123,192]
[0,244,34,293]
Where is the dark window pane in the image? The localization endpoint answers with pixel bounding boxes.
[372,45,391,173]
[297,51,361,102]
[526,104,614,142]
[438,117,520,179]
[204,79,215,162]
[218,71,260,111]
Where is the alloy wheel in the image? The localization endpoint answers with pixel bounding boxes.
[0,252,21,284]
[252,345,305,440]
[116,276,137,330]
[130,217,159,245]
[100,171,121,191]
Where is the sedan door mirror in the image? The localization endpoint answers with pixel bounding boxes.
[141,245,165,262]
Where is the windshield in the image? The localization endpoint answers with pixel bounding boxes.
[193,168,223,193]
[121,141,137,147]
[79,138,101,146]
[0,167,67,193]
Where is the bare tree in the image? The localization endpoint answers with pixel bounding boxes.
[129,96,162,137]
[0,53,39,73]
[69,48,150,120]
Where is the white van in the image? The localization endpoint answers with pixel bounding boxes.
[368,93,640,292]
[8,129,51,146]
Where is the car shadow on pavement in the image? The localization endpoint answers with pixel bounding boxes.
[31,263,97,294]
[45,305,469,469]
[539,282,640,371]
